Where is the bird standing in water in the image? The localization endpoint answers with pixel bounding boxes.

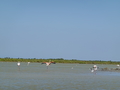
[90,65,98,74]
[117,64,120,69]
[27,62,30,66]
[17,62,20,71]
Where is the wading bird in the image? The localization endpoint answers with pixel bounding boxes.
[41,61,56,69]
[17,62,20,66]
[117,64,119,67]
[90,65,98,74]
[17,62,20,71]
[117,64,120,69]
[27,62,30,66]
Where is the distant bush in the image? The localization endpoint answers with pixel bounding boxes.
[0,58,120,64]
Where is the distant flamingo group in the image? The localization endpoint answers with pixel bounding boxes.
[16,62,120,74]
[16,61,56,70]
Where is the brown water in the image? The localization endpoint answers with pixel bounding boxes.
[0,62,120,90]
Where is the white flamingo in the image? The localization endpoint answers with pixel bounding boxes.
[117,64,120,69]
[27,62,30,66]
[117,64,119,67]
[17,62,20,66]
[90,65,98,74]
[17,62,20,70]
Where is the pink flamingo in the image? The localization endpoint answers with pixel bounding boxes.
[41,61,56,69]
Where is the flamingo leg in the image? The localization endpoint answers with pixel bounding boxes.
[18,66,20,71]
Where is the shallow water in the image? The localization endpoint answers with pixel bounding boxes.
[0,62,120,90]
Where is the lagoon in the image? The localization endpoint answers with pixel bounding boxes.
[0,62,120,90]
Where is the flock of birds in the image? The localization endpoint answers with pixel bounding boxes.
[17,61,56,70]
[17,61,120,74]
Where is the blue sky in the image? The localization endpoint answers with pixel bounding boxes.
[0,0,120,60]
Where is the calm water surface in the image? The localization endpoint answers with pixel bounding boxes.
[0,62,120,90]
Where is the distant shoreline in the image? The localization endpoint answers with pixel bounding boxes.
[0,58,120,64]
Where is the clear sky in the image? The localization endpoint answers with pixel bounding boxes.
[0,0,120,61]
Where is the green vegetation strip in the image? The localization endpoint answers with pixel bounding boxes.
[0,57,120,64]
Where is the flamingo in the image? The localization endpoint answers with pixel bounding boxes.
[41,61,56,69]
[27,62,30,66]
[90,65,98,74]
[117,64,119,67]
[117,64,120,69]
[17,62,20,66]
[17,62,20,71]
